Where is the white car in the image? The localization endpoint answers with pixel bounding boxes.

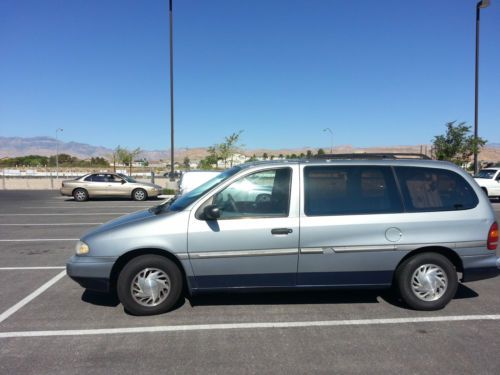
[474,168,500,200]
[178,171,221,195]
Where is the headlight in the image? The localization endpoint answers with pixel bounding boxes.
[75,241,90,255]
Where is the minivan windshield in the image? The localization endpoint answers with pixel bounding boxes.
[165,166,242,212]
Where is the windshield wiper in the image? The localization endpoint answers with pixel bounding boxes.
[149,196,177,215]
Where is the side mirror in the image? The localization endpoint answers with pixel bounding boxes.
[121,180,126,184]
[203,205,220,220]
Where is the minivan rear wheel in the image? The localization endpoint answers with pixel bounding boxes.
[396,253,458,311]
[117,255,183,315]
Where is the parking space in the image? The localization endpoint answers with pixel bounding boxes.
[0,190,499,373]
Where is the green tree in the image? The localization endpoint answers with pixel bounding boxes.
[432,121,486,166]
[115,146,142,175]
[90,157,110,167]
[306,150,313,159]
[0,155,49,167]
[219,130,244,167]
[183,156,191,170]
[317,148,325,156]
[262,152,268,160]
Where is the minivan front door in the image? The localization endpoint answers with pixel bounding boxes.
[187,167,299,289]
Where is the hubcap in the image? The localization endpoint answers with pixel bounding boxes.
[411,264,448,301]
[135,190,145,200]
[75,191,86,200]
[131,268,170,307]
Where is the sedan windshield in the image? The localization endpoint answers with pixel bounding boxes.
[476,170,497,179]
[118,174,137,183]
[166,166,242,212]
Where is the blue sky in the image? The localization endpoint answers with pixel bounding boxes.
[0,0,499,151]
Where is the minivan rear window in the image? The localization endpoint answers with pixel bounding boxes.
[394,167,478,212]
[304,166,403,216]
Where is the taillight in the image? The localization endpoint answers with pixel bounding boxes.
[487,222,498,250]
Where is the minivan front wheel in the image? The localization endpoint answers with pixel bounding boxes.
[396,253,458,311]
[117,255,183,315]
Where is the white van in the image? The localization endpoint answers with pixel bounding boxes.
[178,171,221,195]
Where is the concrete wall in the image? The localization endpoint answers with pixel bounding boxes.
[0,177,178,190]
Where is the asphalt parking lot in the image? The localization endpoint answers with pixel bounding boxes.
[0,190,499,374]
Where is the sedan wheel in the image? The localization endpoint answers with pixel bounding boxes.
[73,188,88,202]
[132,188,147,201]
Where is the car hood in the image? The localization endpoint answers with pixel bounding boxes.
[81,209,159,239]
[474,178,493,184]
[132,182,162,189]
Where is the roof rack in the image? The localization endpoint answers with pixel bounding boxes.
[315,153,431,160]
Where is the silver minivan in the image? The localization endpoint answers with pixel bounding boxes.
[67,159,500,315]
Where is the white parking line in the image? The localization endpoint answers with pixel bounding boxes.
[0,267,66,270]
[0,213,125,216]
[21,206,151,209]
[0,314,499,339]
[0,270,66,324]
[0,239,78,242]
[0,223,102,226]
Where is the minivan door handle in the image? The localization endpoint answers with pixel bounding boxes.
[271,228,293,235]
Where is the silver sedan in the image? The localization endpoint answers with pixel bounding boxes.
[60,173,163,201]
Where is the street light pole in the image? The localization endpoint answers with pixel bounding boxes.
[169,0,175,181]
[55,128,63,179]
[323,128,333,154]
[473,0,490,175]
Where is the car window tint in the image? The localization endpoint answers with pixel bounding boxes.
[84,175,94,182]
[304,166,402,216]
[476,169,496,179]
[213,168,292,219]
[107,174,122,182]
[91,174,106,182]
[395,167,478,212]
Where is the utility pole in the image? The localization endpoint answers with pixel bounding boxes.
[169,0,175,181]
[323,128,333,154]
[55,128,63,179]
[473,0,490,175]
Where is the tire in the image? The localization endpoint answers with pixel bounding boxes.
[73,188,89,202]
[117,255,183,316]
[132,188,147,201]
[396,252,458,311]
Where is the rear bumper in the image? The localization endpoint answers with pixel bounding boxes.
[66,255,117,293]
[461,254,500,282]
[60,187,73,196]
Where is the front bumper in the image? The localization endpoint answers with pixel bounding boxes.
[66,255,117,293]
[461,254,500,282]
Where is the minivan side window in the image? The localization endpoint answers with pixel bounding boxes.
[213,168,292,219]
[304,166,402,216]
[394,167,478,212]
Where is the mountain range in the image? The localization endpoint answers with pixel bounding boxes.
[1,136,499,162]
